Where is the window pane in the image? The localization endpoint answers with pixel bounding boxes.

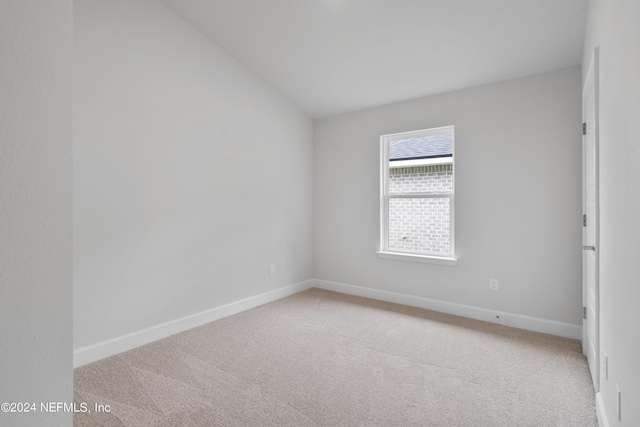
[388,197,451,255]
[389,134,452,162]
[388,164,453,194]
[381,125,455,259]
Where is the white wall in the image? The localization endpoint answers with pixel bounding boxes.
[583,0,640,425]
[314,67,583,326]
[74,0,313,351]
[0,1,73,426]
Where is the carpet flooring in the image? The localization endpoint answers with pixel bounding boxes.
[74,288,597,426]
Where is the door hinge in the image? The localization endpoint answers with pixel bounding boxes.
[583,123,587,135]
[583,307,587,319]
[583,214,587,227]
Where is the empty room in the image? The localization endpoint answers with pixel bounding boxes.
[2,0,639,426]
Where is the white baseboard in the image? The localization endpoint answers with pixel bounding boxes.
[313,279,582,340]
[75,278,582,368]
[596,392,609,427]
[73,280,314,368]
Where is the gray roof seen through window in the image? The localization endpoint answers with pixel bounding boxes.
[389,133,452,161]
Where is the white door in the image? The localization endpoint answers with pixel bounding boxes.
[582,48,599,392]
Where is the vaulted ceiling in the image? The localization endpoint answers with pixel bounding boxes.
[161,0,588,118]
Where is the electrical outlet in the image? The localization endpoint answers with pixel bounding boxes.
[269,264,276,276]
[489,278,499,291]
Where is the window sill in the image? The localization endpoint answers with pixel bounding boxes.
[377,251,457,266]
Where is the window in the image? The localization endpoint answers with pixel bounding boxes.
[379,126,456,264]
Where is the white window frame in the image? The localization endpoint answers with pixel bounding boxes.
[378,125,457,265]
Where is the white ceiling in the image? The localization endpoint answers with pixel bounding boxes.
[161,0,588,118]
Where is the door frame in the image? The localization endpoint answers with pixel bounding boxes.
[582,46,600,393]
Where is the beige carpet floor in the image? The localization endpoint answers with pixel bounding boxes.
[74,288,597,426]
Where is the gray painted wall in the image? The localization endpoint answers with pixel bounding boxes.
[314,67,583,325]
[0,1,73,426]
[583,0,640,424]
[74,0,313,349]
